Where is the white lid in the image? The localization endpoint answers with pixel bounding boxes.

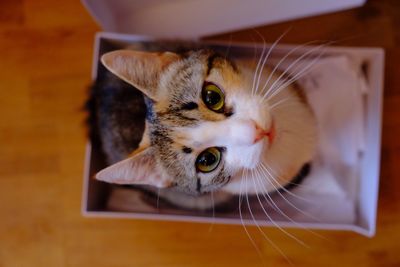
[82,0,365,38]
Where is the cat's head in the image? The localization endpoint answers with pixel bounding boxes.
[95,49,315,195]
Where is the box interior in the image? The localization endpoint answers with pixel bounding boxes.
[82,33,383,237]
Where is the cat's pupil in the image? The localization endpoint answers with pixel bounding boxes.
[205,90,221,106]
[198,151,216,166]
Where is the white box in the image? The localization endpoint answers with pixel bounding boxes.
[81,0,383,237]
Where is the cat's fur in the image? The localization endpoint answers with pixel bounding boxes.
[87,46,316,210]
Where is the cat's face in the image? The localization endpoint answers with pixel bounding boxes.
[96,49,316,195]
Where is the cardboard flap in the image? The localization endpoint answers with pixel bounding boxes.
[82,0,365,38]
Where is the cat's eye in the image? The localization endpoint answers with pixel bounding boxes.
[202,82,224,112]
[195,147,221,173]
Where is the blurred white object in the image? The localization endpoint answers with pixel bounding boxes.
[82,0,366,38]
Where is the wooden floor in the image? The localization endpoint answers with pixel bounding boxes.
[1,0,399,266]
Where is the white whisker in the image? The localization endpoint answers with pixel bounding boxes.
[252,166,309,247]
[266,46,327,100]
[238,169,263,259]
[268,97,297,110]
[259,40,320,98]
[271,102,300,111]
[257,163,326,239]
[268,162,319,191]
[263,163,315,203]
[251,37,267,96]
[264,42,328,100]
[246,171,293,265]
[263,159,303,187]
[261,163,321,222]
[253,29,289,95]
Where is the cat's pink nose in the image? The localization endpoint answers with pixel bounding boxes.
[254,124,267,143]
[254,122,274,144]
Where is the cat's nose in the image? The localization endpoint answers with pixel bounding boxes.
[228,119,269,145]
[253,122,273,144]
[253,123,268,143]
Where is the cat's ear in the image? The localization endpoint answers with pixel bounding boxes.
[95,147,172,188]
[101,50,180,101]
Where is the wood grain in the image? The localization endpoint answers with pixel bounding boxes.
[0,0,399,266]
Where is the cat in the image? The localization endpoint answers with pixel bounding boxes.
[86,43,317,210]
